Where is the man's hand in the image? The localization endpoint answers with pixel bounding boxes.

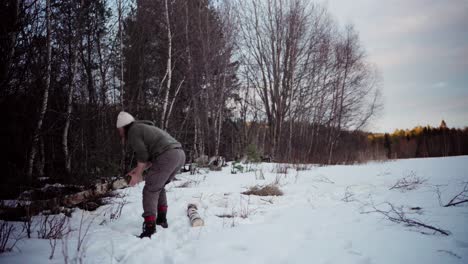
[127,161,148,187]
[127,170,143,186]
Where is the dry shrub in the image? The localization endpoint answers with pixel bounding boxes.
[389,171,426,191]
[109,196,129,222]
[37,214,70,239]
[242,184,283,196]
[255,169,265,180]
[0,221,23,253]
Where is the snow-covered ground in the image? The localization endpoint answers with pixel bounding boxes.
[1,156,468,264]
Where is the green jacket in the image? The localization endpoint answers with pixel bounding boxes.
[127,120,182,162]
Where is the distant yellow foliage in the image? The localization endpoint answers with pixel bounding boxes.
[367,124,436,142]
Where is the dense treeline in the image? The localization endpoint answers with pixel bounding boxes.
[369,122,468,159]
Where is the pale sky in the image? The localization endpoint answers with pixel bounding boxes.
[325,0,468,132]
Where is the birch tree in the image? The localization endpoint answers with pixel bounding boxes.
[27,0,52,183]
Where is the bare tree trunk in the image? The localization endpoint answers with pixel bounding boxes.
[96,26,108,106]
[288,118,293,161]
[193,120,198,158]
[161,0,172,130]
[215,107,223,156]
[38,138,45,177]
[63,54,78,174]
[165,78,184,130]
[63,1,85,175]
[117,0,127,176]
[0,0,20,87]
[27,0,51,183]
[118,0,124,108]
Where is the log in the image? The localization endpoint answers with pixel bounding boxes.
[112,178,129,190]
[187,204,204,227]
[0,177,129,220]
[209,156,225,171]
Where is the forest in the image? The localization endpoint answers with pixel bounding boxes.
[369,121,468,160]
[1,0,466,198]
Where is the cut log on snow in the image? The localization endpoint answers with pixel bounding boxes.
[209,156,225,171]
[187,204,204,227]
[112,178,129,190]
[0,177,130,220]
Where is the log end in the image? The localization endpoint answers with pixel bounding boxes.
[191,218,204,227]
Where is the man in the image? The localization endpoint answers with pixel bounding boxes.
[116,111,185,238]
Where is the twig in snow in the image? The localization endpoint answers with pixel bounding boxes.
[260,198,274,204]
[109,196,129,221]
[314,174,335,184]
[437,250,462,259]
[432,184,447,206]
[342,186,355,202]
[389,171,426,191]
[362,202,451,236]
[444,182,468,207]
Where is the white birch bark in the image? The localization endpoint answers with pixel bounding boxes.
[27,0,51,182]
[161,0,173,129]
[187,204,204,227]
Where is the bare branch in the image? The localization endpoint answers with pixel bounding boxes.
[389,171,426,191]
[362,202,451,236]
[341,186,355,202]
[37,214,70,240]
[0,221,25,253]
[444,182,468,207]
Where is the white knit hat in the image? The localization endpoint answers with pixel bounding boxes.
[116,111,135,128]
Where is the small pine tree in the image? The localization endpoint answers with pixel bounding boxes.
[245,144,261,162]
[440,120,447,129]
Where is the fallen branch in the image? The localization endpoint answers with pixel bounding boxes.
[444,183,468,207]
[362,202,450,236]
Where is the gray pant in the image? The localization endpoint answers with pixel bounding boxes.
[142,148,185,217]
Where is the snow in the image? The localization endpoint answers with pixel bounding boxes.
[1,156,468,264]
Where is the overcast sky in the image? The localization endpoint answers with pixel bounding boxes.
[325,0,468,132]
